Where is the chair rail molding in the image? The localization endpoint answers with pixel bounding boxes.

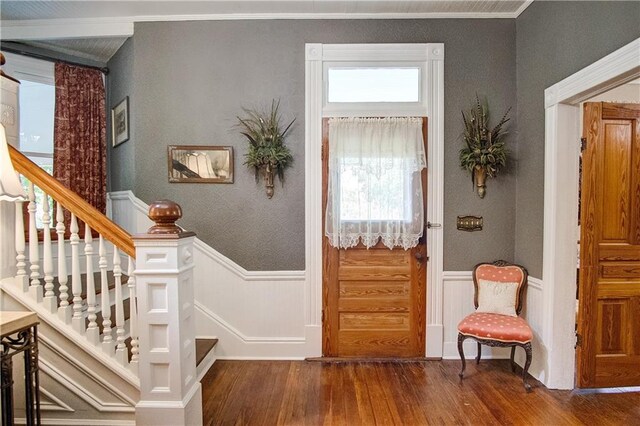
[305,43,445,357]
[108,191,313,359]
[543,37,640,389]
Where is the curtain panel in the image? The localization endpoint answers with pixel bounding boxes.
[325,117,427,250]
[53,62,106,213]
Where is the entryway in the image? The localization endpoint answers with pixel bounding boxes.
[304,43,445,359]
[542,37,640,389]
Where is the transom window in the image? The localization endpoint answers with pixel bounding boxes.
[327,67,420,103]
[323,61,426,116]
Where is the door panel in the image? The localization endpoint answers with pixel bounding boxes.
[577,102,640,388]
[322,118,427,358]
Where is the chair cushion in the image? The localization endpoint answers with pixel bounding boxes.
[476,279,518,317]
[458,312,533,343]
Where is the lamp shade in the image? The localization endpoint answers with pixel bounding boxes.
[0,123,27,201]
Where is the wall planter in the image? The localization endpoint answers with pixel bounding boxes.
[237,100,295,198]
[459,95,511,198]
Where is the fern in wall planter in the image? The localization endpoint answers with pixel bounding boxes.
[459,95,511,198]
[237,100,295,198]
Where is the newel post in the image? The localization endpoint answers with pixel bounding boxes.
[133,200,202,426]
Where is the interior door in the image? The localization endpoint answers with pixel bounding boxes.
[322,118,427,358]
[577,102,640,388]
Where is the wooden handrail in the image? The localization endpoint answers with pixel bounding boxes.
[9,145,135,258]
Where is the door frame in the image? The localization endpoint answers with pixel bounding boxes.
[304,43,445,358]
[542,37,640,389]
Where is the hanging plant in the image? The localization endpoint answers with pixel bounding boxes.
[237,100,295,198]
[459,95,511,198]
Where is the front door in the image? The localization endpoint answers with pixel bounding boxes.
[577,102,640,387]
[322,118,427,358]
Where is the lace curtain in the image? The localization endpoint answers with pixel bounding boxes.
[325,117,427,250]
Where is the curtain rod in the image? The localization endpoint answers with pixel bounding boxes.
[1,44,109,75]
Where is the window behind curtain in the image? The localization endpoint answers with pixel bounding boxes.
[4,53,55,228]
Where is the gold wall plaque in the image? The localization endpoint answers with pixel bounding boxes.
[457,215,483,232]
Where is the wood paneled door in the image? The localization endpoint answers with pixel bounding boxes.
[322,118,427,358]
[577,102,640,388]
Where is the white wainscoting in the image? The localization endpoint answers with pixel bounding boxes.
[442,271,545,383]
[108,191,548,370]
[107,191,315,359]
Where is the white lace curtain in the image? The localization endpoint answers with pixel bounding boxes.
[325,117,427,250]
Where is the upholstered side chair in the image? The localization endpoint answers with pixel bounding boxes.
[457,260,533,391]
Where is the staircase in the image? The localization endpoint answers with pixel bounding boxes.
[1,145,216,425]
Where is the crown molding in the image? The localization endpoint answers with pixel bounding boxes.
[1,6,534,40]
[514,0,535,18]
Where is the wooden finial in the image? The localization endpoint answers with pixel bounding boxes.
[147,200,183,234]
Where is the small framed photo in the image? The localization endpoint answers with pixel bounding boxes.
[111,96,129,147]
[168,145,234,183]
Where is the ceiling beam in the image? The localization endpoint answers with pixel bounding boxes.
[0,19,134,40]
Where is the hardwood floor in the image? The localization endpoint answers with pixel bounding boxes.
[201,360,640,425]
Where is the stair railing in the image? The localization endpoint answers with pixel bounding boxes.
[8,145,140,374]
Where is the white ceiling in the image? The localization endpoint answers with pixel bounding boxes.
[0,1,533,63]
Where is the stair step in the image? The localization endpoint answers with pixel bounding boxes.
[86,297,131,334]
[41,271,130,300]
[196,338,218,367]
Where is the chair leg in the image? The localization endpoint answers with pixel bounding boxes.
[457,333,466,379]
[510,346,516,372]
[522,342,532,392]
[476,342,482,365]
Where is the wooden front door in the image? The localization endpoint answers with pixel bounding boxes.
[577,102,640,388]
[322,118,427,358]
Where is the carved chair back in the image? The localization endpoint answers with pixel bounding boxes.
[472,261,529,316]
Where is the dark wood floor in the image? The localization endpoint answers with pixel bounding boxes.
[201,360,640,425]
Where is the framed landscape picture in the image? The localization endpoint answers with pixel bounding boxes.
[111,96,129,147]
[168,145,234,183]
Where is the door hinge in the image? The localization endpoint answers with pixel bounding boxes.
[575,332,582,348]
[580,137,587,152]
[321,310,324,322]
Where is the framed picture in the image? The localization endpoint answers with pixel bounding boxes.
[168,145,234,183]
[111,96,129,147]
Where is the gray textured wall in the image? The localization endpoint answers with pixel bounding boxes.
[108,19,517,271]
[514,1,640,277]
[107,38,135,192]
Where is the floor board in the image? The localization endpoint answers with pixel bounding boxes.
[201,360,640,425]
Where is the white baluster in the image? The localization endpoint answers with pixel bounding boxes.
[27,183,42,302]
[85,224,99,344]
[113,247,127,366]
[15,200,27,292]
[99,237,114,355]
[128,256,138,373]
[42,194,56,313]
[70,214,84,334]
[56,202,71,323]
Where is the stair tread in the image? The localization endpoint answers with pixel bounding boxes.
[196,338,218,367]
[85,298,131,333]
[42,271,130,300]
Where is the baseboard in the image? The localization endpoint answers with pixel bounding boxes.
[426,324,443,357]
[14,419,134,426]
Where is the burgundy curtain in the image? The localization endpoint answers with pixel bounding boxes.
[53,62,106,213]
